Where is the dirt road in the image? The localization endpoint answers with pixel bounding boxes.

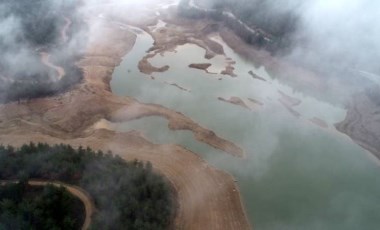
[0,180,95,230]
[61,16,72,43]
[40,52,65,80]
[0,1,251,229]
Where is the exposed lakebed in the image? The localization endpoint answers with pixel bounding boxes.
[110,26,380,230]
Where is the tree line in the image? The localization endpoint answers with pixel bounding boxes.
[0,143,174,230]
[179,0,301,53]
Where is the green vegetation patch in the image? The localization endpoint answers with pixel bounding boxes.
[0,143,174,230]
[0,180,85,230]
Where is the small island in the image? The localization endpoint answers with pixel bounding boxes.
[218,96,251,110]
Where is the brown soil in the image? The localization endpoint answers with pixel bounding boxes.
[137,6,237,76]
[0,130,250,230]
[0,2,250,229]
[139,53,170,75]
[218,96,250,110]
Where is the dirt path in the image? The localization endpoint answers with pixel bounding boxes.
[0,131,251,230]
[39,15,72,81]
[61,16,73,43]
[0,2,251,229]
[40,52,65,80]
[0,180,95,230]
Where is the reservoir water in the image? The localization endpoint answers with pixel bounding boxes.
[110,27,380,229]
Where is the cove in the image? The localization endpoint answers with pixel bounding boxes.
[110,26,380,230]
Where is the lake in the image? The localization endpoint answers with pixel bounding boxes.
[111,26,380,230]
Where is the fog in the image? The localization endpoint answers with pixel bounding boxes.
[292,0,380,75]
[1,0,380,229]
[194,0,380,85]
[0,0,88,103]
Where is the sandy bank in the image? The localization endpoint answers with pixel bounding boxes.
[139,53,170,75]
[0,130,250,230]
[133,6,241,80]
[0,3,251,229]
[110,99,244,157]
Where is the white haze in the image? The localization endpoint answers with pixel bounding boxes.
[289,0,380,75]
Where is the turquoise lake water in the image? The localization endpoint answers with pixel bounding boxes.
[110,26,380,230]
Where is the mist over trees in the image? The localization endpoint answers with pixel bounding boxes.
[0,143,174,230]
[179,0,380,101]
[0,0,85,103]
[180,0,302,51]
[209,0,301,43]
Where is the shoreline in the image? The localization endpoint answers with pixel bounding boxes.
[0,2,251,229]
[0,129,251,230]
[1,179,95,230]
[335,91,380,160]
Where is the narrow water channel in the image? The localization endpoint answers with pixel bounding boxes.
[110,26,380,230]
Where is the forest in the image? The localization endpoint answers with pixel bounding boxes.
[179,0,301,52]
[0,180,85,230]
[207,0,300,37]
[0,143,174,230]
[0,0,84,103]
